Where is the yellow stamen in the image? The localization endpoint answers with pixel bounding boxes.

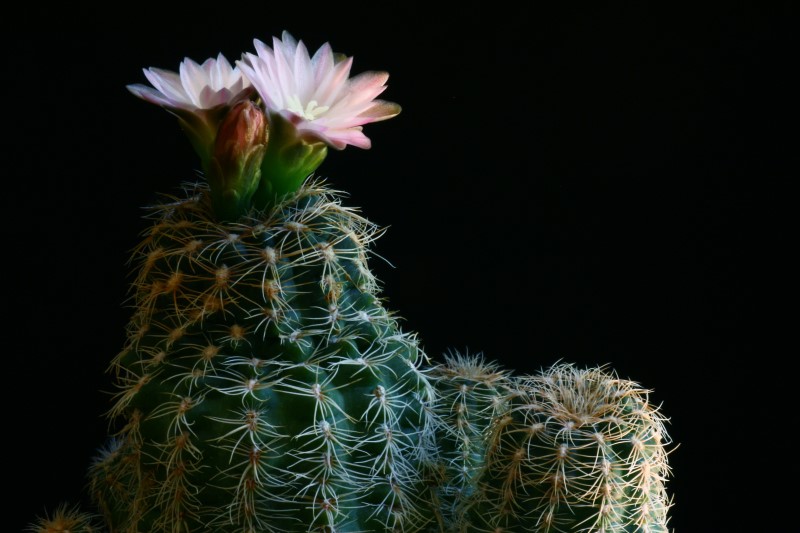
[287,95,329,120]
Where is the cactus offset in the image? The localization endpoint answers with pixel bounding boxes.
[424,353,514,531]
[467,363,672,533]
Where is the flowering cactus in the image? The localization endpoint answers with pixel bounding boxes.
[85,32,438,533]
[28,31,673,533]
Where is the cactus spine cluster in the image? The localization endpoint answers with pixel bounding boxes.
[27,32,674,533]
[28,505,100,533]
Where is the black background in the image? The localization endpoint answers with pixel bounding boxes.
[5,2,792,531]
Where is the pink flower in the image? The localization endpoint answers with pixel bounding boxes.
[127,53,251,111]
[238,32,401,150]
[127,53,254,166]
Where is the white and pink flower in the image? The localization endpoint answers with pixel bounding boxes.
[126,33,403,215]
[127,53,251,111]
[238,32,400,150]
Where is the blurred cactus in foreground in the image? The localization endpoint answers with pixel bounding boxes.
[27,504,101,533]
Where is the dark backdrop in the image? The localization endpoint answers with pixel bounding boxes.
[5,2,791,531]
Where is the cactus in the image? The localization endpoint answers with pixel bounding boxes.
[91,181,436,532]
[463,363,672,533]
[428,359,673,533]
[28,31,674,533]
[83,33,438,533]
[423,353,514,531]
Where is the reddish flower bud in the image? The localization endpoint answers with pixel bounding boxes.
[208,100,268,220]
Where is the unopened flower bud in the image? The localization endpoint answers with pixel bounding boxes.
[208,100,268,220]
[214,100,268,166]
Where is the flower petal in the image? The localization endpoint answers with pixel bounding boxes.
[180,57,208,108]
[143,68,190,106]
[358,100,402,121]
[127,83,178,107]
[292,39,314,101]
[313,55,353,106]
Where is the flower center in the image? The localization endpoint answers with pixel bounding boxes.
[286,95,329,120]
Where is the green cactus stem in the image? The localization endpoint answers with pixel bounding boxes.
[425,353,515,532]
[91,181,437,532]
